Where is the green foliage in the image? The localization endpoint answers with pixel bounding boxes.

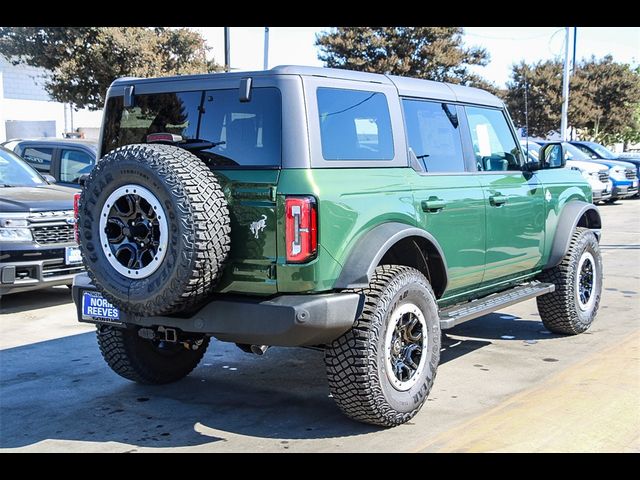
[0,27,221,110]
[505,56,640,142]
[315,27,496,90]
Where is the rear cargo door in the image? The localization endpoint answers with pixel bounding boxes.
[198,87,283,295]
[211,170,279,294]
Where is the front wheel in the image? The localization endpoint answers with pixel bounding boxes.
[325,265,441,427]
[537,227,602,335]
[97,326,209,384]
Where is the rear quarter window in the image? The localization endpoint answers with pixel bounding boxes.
[317,87,394,161]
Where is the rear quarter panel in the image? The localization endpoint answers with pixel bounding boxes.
[275,168,416,292]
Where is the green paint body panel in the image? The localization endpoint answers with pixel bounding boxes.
[211,166,591,304]
[211,169,280,295]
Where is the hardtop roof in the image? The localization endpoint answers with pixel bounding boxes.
[110,65,503,108]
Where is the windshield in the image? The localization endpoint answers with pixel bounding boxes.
[588,143,617,160]
[562,143,591,161]
[0,148,47,187]
[102,87,282,168]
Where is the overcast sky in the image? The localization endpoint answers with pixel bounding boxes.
[197,27,639,88]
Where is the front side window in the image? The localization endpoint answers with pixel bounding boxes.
[21,147,53,173]
[466,107,523,172]
[60,149,94,183]
[317,88,394,161]
[403,99,465,172]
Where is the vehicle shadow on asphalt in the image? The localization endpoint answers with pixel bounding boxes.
[0,287,73,314]
[0,332,379,449]
[447,312,562,341]
[0,312,556,450]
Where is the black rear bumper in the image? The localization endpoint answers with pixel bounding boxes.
[72,273,362,346]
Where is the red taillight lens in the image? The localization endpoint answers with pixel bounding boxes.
[73,192,81,244]
[285,196,318,263]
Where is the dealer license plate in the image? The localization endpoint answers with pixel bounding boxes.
[82,291,120,322]
[65,246,83,265]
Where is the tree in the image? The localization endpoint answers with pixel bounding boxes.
[0,27,221,110]
[315,27,495,90]
[505,56,640,142]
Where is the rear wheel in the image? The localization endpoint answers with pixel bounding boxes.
[537,227,602,334]
[96,325,209,384]
[325,265,440,427]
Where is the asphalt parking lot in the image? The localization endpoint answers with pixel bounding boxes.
[1,199,638,452]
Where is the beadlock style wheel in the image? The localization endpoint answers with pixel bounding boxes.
[99,185,168,279]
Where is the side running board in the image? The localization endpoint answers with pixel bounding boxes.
[439,282,555,330]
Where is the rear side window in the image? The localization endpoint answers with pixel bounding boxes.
[60,149,94,184]
[317,88,394,161]
[21,147,53,173]
[403,99,465,173]
[465,106,523,172]
[101,88,282,168]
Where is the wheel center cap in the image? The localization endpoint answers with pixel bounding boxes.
[393,339,402,355]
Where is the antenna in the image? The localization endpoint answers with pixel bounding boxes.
[524,68,529,161]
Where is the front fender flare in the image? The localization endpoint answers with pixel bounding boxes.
[334,222,448,290]
[545,201,601,269]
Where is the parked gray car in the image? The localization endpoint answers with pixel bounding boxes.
[1,138,97,189]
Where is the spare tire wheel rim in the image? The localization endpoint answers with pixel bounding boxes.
[384,302,428,391]
[99,184,168,279]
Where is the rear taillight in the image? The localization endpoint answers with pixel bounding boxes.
[285,196,318,263]
[73,192,81,244]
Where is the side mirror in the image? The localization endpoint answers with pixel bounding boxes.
[539,142,566,169]
[43,174,57,184]
[78,174,90,187]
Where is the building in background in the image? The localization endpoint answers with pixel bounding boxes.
[0,56,102,143]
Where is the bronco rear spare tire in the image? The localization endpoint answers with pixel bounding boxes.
[79,144,231,316]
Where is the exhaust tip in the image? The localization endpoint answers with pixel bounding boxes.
[250,344,269,356]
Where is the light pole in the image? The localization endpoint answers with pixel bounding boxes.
[560,27,571,141]
[263,27,270,70]
[224,27,231,72]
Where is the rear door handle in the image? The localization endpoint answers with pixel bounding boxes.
[421,198,446,212]
[489,194,508,206]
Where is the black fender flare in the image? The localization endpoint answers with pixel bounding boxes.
[545,201,602,269]
[334,222,449,291]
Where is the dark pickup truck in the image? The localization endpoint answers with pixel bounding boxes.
[0,146,83,297]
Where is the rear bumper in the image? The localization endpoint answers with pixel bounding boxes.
[1,244,84,295]
[72,273,362,346]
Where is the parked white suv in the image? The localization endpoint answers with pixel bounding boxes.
[520,140,612,203]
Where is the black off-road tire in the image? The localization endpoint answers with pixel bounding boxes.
[97,326,209,384]
[325,265,441,427]
[536,227,602,335]
[79,144,231,316]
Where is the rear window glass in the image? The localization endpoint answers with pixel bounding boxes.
[317,88,394,161]
[101,87,282,168]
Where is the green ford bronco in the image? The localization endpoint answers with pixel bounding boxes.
[73,66,603,426]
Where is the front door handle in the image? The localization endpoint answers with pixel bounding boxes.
[421,198,446,212]
[489,193,508,206]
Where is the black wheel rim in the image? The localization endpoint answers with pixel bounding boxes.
[385,303,427,391]
[99,185,168,279]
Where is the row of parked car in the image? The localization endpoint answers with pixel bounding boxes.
[521,139,640,203]
[0,136,637,299]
